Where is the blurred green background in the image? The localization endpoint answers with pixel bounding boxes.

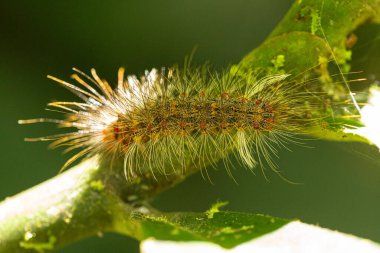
[1,1,380,252]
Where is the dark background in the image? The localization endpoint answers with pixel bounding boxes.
[1,1,379,252]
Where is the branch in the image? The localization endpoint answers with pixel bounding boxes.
[0,156,199,252]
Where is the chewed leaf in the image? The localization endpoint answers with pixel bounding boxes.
[134,211,289,249]
[140,220,380,253]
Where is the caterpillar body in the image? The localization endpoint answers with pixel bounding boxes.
[19,64,322,180]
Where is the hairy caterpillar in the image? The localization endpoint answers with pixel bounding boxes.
[19,63,327,180]
[19,0,367,181]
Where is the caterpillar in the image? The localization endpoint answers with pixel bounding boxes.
[19,62,329,180]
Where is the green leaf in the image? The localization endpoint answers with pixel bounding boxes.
[134,210,289,249]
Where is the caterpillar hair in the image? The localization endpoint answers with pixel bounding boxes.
[19,62,334,181]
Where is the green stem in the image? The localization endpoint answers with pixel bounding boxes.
[0,158,121,252]
[0,156,197,252]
